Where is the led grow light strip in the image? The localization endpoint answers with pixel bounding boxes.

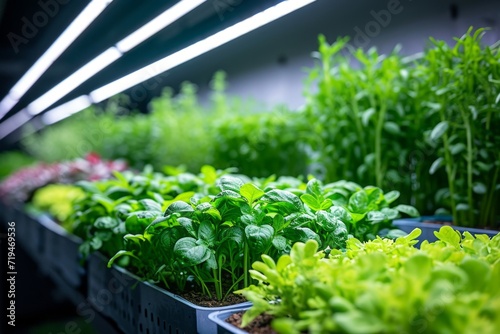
[91,0,317,102]
[41,95,92,125]
[26,47,122,115]
[22,0,207,117]
[0,0,114,120]
[116,0,206,53]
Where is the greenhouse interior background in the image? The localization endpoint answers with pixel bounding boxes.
[1,0,500,333]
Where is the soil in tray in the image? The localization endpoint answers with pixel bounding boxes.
[226,311,277,334]
[177,289,246,307]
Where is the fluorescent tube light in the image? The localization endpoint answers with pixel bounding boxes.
[12,0,206,118]
[26,47,122,115]
[0,0,114,120]
[116,0,206,53]
[41,95,92,125]
[0,110,32,140]
[91,0,316,102]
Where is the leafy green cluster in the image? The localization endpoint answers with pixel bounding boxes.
[238,227,500,334]
[20,72,303,178]
[302,35,426,205]
[303,28,500,227]
[107,174,417,300]
[31,184,86,229]
[420,28,500,227]
[68,165,231,259]
[212,105,307,178]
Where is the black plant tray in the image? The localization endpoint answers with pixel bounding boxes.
[37,214,85,289]
[209,308,251,334]
[87,252,140,334]
[139,282,251,334]
[393,216,499,247]
[4,205,46,263]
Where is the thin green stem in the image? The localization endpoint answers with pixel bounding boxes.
[439,110,458,224]
[244,242,249,288]
[483,156,500,227]
[461,109,474,226]
[213,268,221,301]
[375,102,387,188]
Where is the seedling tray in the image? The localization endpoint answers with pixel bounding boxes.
[139,282,251,334]
[38,214,85,288]
[208,308,251,334]
[87,252,140,334]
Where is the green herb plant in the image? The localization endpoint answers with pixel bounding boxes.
[238,227,500,333]
[303,35,420,204]
[422,28,500,228]
[69,165,229,259]
[108,174,418,301]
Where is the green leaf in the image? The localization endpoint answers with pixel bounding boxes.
[301,193,322,211]
[460,258,490,292]
[125,211,158,234]
[139,199,162,213]
[434,226,461,247]
[201,165,217,184]
[348,191,369,214]
[384,122,400,135]
[366,211,387,222]
[272,235,287,251]
[305,179,322,196]
[404,253,433,277]
[380,208,399,220]
[472,182,487,195]
[164,201,194,217]
[245,225,274,253]
[198,220,216,246]
[178,217,196,237]
[316,210,342,232]
[394,204,420,217]
[217,175,244,192]
[174,237,210,266]
[384,191,400,204]
[90,237,102,250]
[262,189,304,213]
[429,157,444,175]
[449,143,466,155]
[94,217,120,229]
[240,183,265,205]
[329,206,353,223]
[362,108,376,126]
[430,121,449,141]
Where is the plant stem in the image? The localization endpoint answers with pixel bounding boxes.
[461,109,475,227]
[483,155,500,227]
[244,242,249,288]
[375,102,387,188]
[213,268,221,301]
[439,111,458,224]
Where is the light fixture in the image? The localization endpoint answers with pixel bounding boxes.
[26,47,122,116]
[91,0,317,102]
[0,110,32,139]
[116,0,206,53]
[41,96,92,125]
[5,0,207,120]
[1,0,316,139]
[0,0,114,120]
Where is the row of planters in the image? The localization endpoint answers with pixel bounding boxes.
[1,156,499,333]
